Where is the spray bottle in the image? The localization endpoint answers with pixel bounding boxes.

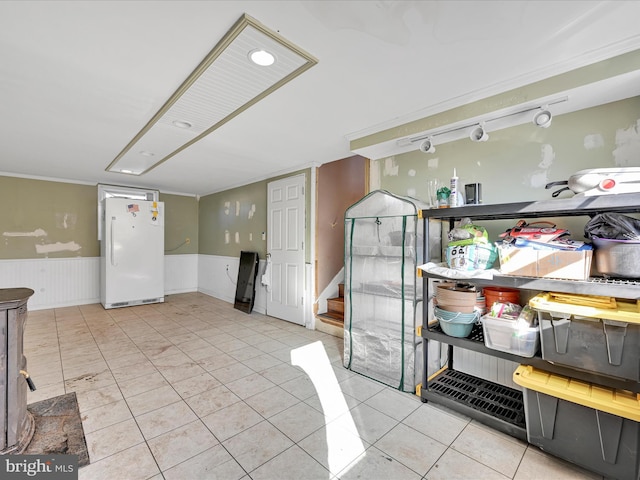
[449,168,459,207]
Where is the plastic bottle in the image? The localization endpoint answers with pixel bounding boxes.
[449,168,459,207]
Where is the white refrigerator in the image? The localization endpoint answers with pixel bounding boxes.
[100,197,164,309]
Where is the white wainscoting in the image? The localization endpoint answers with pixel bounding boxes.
[165,254,198,295]
[0,255,199,311]
[198,254,268,315]
[0,257,100,310]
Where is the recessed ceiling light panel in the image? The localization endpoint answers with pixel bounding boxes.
[106,14,318,176]
[249,49,276,66]
[172,120,193,129]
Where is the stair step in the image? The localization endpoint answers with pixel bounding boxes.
[338,283,344,298]
[327,297,344,314]
[317,311,344,328]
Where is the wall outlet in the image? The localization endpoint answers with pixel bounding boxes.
[185,237,191,244]
[226,264,229,272]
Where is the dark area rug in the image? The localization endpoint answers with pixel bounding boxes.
[24,392,89,467]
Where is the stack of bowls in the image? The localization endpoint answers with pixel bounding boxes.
[436,283,477,313]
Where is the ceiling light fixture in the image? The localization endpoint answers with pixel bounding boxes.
[106,14,317,176]
[533,108,552,128]
[172,120,193,129]
[395,96,568,153]
[249,49,276,66]
[469,124,489,142]
[419,137,435,154]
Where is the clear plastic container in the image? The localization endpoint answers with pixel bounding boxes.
[481,315,539,357]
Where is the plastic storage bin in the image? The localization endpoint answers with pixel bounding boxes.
[593,236,640,279]
[481,315,539,357]
[513,365,640,480]
[530,293,640,381]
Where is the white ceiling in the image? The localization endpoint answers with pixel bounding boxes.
[2,1,640,196]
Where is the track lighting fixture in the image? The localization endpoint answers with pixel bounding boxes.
[469,124,489,142]
[533,108,552,128]
[419,137,435,153]
[395,96,567,153]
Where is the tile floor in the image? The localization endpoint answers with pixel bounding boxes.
[23,292,602,480]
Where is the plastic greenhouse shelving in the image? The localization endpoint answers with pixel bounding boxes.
[343,190,428,393]
[418,192,640,442]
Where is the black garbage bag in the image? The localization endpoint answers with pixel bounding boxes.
[584,213,640,241]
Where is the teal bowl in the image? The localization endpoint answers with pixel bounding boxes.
[435,306,478,338]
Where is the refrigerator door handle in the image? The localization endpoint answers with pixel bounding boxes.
[110,217,117,266]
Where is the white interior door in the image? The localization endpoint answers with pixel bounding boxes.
[267,174,305,325]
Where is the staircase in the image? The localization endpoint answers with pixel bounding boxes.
[318,283,344,328]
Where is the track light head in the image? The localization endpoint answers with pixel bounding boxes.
[419,138,435,154]
[469,125,488,142]
[533,108,552,128]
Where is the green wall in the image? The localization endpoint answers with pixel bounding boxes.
[375,97,640,204]
[359,49,640,242]
[2,93,638,262]
[198,180,268,257]
[0,176,198,259]
[0,167,312,262]
[160,192,199,254]
[198,169,311,261]
[373,96,640,238]
[0,177,98,259]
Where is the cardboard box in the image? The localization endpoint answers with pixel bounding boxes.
[497,245,592,280]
